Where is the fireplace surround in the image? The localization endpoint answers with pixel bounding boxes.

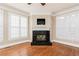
[31,30,52,45]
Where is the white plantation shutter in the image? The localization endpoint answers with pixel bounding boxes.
[56,11,79,43]
[8,13,20,40]
[0,9,3,42]
[8,12,28,40]
[20,16,28,37]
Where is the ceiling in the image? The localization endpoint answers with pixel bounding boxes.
[5,3,79,15]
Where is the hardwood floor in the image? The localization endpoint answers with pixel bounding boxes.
[0,42,79,56]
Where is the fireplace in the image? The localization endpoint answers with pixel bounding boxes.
[31,30,52,45]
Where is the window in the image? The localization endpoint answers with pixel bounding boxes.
[56,11,79,43]
[8,13,20,40]
[20,16,28,37]
[0,9,3,42]
[8,12,28,40]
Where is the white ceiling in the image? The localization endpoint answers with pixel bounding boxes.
[6,3,79,15]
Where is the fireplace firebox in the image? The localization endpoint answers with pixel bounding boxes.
[31,30,52,45]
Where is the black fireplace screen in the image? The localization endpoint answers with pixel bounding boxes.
[37,35,46,41]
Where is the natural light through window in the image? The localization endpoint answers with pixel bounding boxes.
[0,9,3,42]
[56,11,79,42]
[8,12,28,40]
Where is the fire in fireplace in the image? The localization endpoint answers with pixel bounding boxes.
[31,30,52,45]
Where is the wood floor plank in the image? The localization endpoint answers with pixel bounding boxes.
[0,42,79,56]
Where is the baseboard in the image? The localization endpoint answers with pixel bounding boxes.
[1,39,79,49]
[0,40,31,49]
[53,40,79,48]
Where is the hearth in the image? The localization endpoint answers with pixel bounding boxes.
[31,30,52,45]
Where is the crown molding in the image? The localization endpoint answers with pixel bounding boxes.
[53,5,79,16]
[0,3,30,16]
